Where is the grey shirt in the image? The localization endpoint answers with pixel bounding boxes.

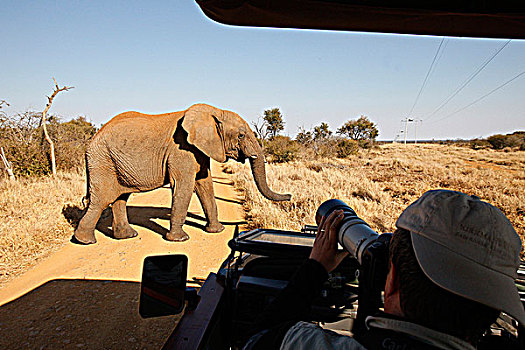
[280,316,475,350]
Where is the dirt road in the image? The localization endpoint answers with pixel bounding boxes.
[0,162,245,349]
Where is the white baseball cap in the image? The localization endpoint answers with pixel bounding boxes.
[396,189,525,325]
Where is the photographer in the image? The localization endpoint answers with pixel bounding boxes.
[244,190,525,349]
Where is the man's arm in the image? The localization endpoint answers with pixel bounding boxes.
[246,210,347,349]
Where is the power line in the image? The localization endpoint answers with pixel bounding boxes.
[408,37,445,117]
[424,39,511,121]
[436,38,449,65]
[429,68,525,123]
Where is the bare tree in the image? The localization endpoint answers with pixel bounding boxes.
[252,107,285,141]
[41,78,73,175]
[252,116,271,142]
[2,111,41,145]
[0,101,15,180]
[0,146,14,181]
[0,100,9,122]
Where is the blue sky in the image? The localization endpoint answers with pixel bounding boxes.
[1,1,524,140]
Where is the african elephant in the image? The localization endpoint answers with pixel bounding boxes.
[74,103,291,244]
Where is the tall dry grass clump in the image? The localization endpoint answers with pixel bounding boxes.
[227,144,525,252]
[0,173,85,284]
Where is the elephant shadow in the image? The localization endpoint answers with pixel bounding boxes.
[214,195,243,205]
[62,204,247,242]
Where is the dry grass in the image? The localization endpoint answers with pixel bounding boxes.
[227,144,525,253]
[0,172,85,284]
[1,143,523,284]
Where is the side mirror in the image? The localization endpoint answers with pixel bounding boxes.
[139,254,188,318]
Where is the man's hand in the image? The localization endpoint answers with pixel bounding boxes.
[309,209,349,273]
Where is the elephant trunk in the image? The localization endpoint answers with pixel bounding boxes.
[249,156,292,201]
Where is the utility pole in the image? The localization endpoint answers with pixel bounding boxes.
[414,119,422,144]
[402,118,414,144]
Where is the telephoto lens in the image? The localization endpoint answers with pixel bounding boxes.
[315,199,380,264]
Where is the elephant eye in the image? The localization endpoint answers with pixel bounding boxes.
[239,133,245,139]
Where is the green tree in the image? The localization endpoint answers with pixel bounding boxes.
[337,115,379,141]
[295,126,312,145]
[313,122,332,141]
[263,108,284,138]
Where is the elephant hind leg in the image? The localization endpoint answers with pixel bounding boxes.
[75,194,115,244]
[112,193,138,240]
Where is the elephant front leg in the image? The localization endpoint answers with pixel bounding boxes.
[195,173,224,234]
[166,177,195,242]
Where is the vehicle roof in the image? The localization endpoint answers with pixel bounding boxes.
[196,0,525,39]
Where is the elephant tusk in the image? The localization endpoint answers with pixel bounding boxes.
[250,155,258,159]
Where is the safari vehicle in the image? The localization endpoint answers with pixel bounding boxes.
[140,200,525,349]
[142,225,364,349]
[140,1,525,349]
[141,224,359,349]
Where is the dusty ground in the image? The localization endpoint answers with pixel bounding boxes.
[0,162,245,349]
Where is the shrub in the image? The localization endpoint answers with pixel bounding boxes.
[507,133,525,150]
[336,139,359,158]
[469,138,490,150]
[358,139,374,149]
[9,145,50,176]
[487,134,508,149]
[486,132,525,150]
[311,138,337,158]
[49,116,97,171]
[0,111,50,176]
[0,112,96,176]
[264,135,299,163]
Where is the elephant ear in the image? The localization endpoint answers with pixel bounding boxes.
[182,105,226,163]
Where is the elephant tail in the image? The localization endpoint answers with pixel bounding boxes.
[82,153,91,210]
[81,194,90,209]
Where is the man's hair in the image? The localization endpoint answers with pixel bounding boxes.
[389,228,500,340]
